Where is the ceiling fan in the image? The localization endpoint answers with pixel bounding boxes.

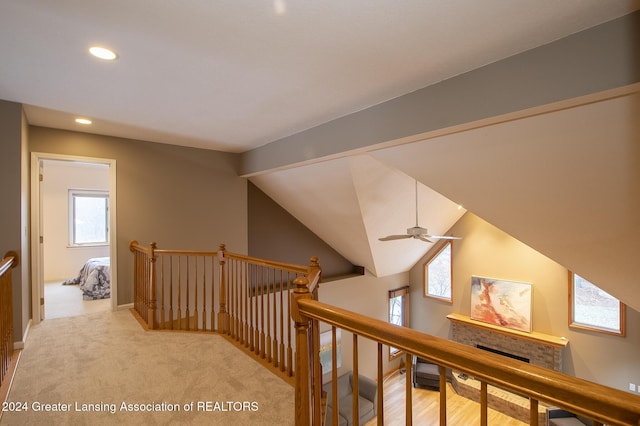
[379,180,462,244]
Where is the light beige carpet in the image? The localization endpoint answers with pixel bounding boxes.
[44,281,110,319]
[1,310,293,425]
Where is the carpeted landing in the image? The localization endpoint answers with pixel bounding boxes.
[0,310,293,425]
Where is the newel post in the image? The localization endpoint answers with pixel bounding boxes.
[148,242,158,329]
[217,244,229,334]
[307,256,321,297]
[292,276,313,426]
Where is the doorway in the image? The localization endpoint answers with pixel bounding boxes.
[31,153,117,324]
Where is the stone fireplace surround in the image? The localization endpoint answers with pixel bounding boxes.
[445,314,569,423]
[447,313,568,371]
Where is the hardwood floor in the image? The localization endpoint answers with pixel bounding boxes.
[364,370,527,426]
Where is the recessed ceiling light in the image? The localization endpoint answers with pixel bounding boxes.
[89,46,118,61]
[75,118,92,125]
[274,0,287,15]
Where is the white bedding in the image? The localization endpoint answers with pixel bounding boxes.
[62,257,110,300]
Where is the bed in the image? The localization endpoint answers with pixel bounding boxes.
[62,257,110,300]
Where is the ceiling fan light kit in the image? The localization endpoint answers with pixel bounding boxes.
[379,180,462,243]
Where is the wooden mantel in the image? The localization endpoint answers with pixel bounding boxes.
[447,313,569,349]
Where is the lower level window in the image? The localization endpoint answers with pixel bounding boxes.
[389,286,410,358]
[569,272,625,336]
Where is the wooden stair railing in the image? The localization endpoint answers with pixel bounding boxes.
[129,241,317,380]
[130,242,640,425]
[291,277,640,426]
[0,251,17,389]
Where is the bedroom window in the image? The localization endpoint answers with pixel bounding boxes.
[388,286,409,359]
[569,272,625,336]
[69,190,109,246]
[423,241,453,302]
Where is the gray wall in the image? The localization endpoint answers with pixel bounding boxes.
[30,126,247,306]
[240,12,640,175]
[0,100,30,340]
[409,212,640,393]
[248,181,359,279]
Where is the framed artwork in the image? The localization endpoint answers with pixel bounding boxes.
[470,276,532,332]
[319,329,341,373]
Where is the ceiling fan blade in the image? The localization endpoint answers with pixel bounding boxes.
[427,235,463,240]
[379,234,412,241]
[416,236,433,243]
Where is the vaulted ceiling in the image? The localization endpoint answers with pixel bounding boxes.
[1,2,639,310]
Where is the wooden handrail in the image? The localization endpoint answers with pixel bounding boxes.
[296,298,640,426]
[129,240,152,255]
[225,252,310,275]
[0,252,18,276]
[129,241,317,384]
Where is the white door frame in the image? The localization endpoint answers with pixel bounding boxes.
[30,152,117,324]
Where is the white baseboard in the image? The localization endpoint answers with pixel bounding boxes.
[117,303,133,311]
[14,319,32,350]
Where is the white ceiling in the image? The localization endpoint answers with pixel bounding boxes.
[371,90,640,310]
[1,1,638,152]
[251,155,466,277]
[2,2,639,309]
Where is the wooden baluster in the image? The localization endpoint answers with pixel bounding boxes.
[254,265,259,353]
[287,273,294,377]
[273,269,282,368]
[194,256,199,330]
[312,319,321,425]
[266,267,272,362]
[259,266,265,357]
[178,255,183,330]
[480,381,488,426]
[256,265,262,355]
[244,262,250,346]
[138,250,144,322]
[168,256,174,330]
[227,258,233,337]
[202,256,207,331]
[148,242,157,329]
[130,243,138,319]
[136,250,141,321]
[332,327,339,426]
[377,343,384,425]
[292,276,313,425]
[235,259,240,338]
[353,334,360,426]
[235,259,241,339]
[275,270,284,371]
[405,353,412,426]
[217,244,228,334]
[130,244,137,318]
[530,397,539,426]
[211,253,217,331]
[230,259,236,338]
[186,255,191,331]
[249,264,255,351]
[240,260,244,340]
[159,256,165,329]
[439,366,447,426]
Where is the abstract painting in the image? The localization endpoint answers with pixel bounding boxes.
[470,276,532,332]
